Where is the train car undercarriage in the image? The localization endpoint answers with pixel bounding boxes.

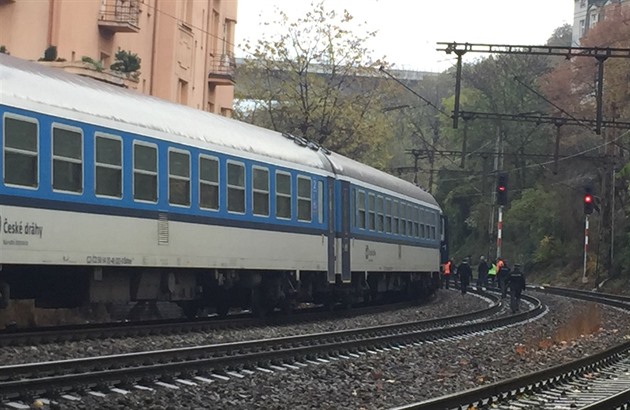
[0,265,438,327]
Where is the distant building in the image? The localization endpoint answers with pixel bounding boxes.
[573,0,630,45]
[0,0,237,117]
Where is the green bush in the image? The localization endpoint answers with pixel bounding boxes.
[110,50,141,74]
[81,56,104,72]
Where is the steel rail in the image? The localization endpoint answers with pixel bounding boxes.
[0,300,423,347]
[0,293,542,400]
[392,287,630,410]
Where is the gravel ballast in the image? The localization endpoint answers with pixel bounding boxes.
[5,290,630,410]
[0,290,489,365]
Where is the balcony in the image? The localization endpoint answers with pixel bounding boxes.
[38,61,138,89]
[208,54,236,85]
[98,0,140,33]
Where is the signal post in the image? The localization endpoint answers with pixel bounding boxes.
[582,188,594,283]
[496,173,508,259]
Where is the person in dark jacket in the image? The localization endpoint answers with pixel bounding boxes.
[476,256,489,290]
[457,257,472,295]
[497,260,511,299]
[507,263,526,313]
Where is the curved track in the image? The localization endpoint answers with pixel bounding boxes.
[392,286,630,410]
[0,292,544,403]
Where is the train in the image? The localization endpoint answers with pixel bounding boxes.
[0,53,447,320]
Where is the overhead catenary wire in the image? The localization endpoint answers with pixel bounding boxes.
[142,1,237,54]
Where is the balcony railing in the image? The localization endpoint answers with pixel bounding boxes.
[98,0,140,33]
[208,54,236,84]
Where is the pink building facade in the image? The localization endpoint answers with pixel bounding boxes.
[0,0,237,116]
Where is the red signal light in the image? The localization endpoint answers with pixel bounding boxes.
[584,194,592,203]
[498,186,506,192]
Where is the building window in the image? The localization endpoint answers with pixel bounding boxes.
[95,134,122,198]
[178,79,188,105]
[199,155,219,210]
[181,0,193,26]
[133,142,158,202]
[169,150,190,206]
[275,171,291,219]
[3,116,38,188]
[227,161,245,213]
[52,126,83,193]
[253,166,270,216]
[297,176,311,222]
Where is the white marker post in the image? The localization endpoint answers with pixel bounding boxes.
[496,205,503,259]
[582,215,589,284]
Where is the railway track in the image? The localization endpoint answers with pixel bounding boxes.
[0,300,427,347]
[0,292,541,404]
[392,286,630,410]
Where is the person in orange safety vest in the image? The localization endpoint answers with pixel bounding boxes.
[441,259,452,289]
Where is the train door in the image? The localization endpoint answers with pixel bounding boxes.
[340,180,351,282]
[326,177,335,283]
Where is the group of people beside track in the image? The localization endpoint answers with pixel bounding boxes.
[440,256,526,313]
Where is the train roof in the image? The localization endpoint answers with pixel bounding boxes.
[0,54,327,171]
[327,153,438,206]
[0,54,439,208]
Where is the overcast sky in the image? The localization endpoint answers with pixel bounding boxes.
[234,0,575,72]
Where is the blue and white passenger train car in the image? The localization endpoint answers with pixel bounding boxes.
[0,54,445,316]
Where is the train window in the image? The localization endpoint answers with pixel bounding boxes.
[52,125,83,193]
[275,171,291,219]
[95,134,122,198]
[297,176,311,222]
[253,167,270,216]
[385,198,392,233]
[199,155,219,210]
[376,195,384,232]
[3,116,38,188]
[401,202,407,236]
[168,150,190,206]
[317,180,324,224]
[357,190,366,229]
[414,206,420,238]
[407,204,413,237]
[367,194,375,230]
[392,201,399,234]
[420,209,426,238]
[227,161,245,213]
[133,143,158,202]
